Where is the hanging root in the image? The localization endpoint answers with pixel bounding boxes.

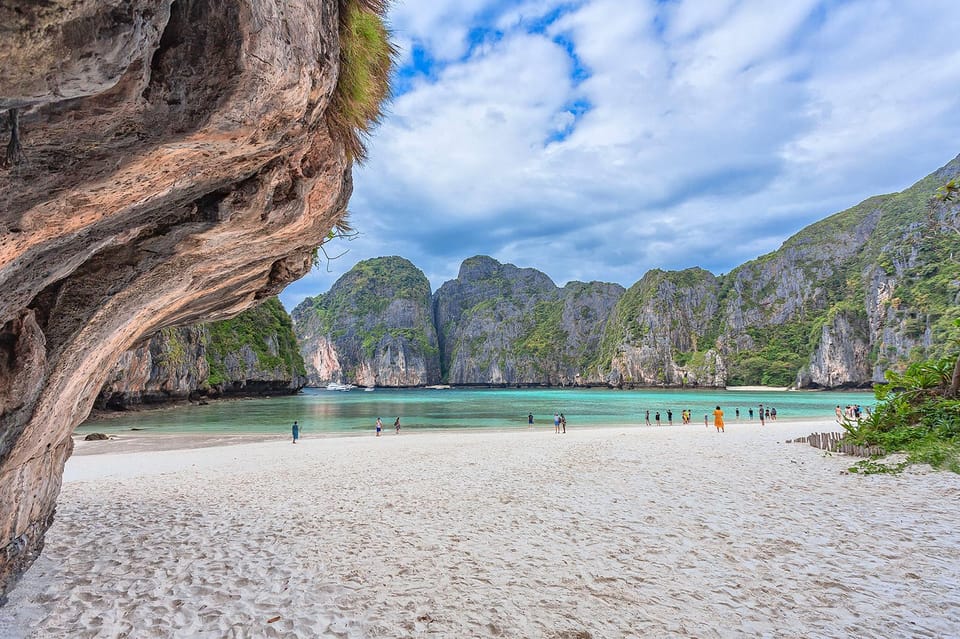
[2,109,23,168]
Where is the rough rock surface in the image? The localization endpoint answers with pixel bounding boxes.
[292,257,440,386]
[601,268,723,387]
[0,0,350,600]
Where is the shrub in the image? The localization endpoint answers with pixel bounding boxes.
[327,0,395,161]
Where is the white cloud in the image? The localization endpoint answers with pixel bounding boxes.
[280,0,960,309]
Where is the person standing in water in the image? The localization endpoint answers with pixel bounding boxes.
[713,406,725,432]
[528,413,534,428]
[291,420,299,444]
[375,417,383,437]
[645,410,651,426]
[554,413,560,433]
[394,417,401,434]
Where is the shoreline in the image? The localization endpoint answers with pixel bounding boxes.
[71,415,850,456]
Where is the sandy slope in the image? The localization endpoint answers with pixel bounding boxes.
[2,420,958,638]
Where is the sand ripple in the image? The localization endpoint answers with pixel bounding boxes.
[2,422,959,638]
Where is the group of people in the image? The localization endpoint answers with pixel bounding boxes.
[374,417,402,436]
[836,404,864,422]
[639,404,780,429]
[526,413,568,433]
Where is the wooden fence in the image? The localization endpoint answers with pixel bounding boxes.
[790,432,884,457]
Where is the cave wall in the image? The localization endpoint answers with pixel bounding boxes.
[0,0,350,600]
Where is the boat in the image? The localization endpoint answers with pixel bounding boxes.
[425,384,452,390]
[363,386,375,392]
[325,382,355,391]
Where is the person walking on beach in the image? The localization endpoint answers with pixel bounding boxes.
[292,420,299,444]
[759,405,765,426]
[655,411,661,426]
[528,413,534,428]
[713,406,725,433]
[554,413,560,433]
[748,407,754,420]
[394,417,401,434]
[375,417,383,437]
[560,413,566,433]
[735,408,740,420]
[645,410,651,426]
[704,413,708,427]
[667,409,673,425]
[835,405,843,422]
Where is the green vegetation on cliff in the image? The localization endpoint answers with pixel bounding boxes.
[205,298,306,386]
[328,0,395,161]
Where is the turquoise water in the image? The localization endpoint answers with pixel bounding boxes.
[77,387,874,435]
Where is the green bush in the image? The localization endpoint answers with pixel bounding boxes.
[844,353,960,472]
[328,0,395,161]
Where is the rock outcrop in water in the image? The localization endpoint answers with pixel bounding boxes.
[0,0,378,601]
[292,257,440,386]
[97,298,306,409]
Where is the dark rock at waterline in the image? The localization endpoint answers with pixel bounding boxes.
[84,433,109,441]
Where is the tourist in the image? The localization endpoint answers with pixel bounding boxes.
[765,407,770,420]
[759,406,765,426]
[713,406,725,433]
[554,413,560,434]
[667,409,673,425]
[835,405,843,422]
[528,413,534,427]
[394,416,401,434]
[735,408,740,420]
[560,413,567,433]
[375,417,383,437]
[655,411,661,426]
[645,410,651,426]
[704,413,708,427]
[291,420,299,444]
[770,407,777,421]
[749,407,754,420]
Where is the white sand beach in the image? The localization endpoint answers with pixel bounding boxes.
[2,420,959,638]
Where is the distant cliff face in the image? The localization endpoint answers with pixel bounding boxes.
[716,158,960,388]
[97,299,307,409]
[292,257,440,386]
[291,156,959,392]
[433,256,624,385]
[598,268,724,386]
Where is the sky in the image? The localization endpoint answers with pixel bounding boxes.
[279,0,960,309]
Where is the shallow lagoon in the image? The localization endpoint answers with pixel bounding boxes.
[77,387,874,436]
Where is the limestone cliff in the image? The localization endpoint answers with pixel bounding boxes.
[0,0,386,600]
[298,156,958,391]
[593,154,960,388]
[292,256,440,386]
[434,256,623,385]
[598,268,725,387]
[97,298,306,409]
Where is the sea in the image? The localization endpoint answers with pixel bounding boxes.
[77,387,875,436]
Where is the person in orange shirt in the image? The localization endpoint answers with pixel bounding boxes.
[713,406,725,433]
